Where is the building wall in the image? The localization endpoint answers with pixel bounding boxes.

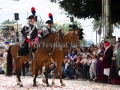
[4,24,22,31]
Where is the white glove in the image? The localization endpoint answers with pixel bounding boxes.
[38,34,41,37]
[27,35,30,39]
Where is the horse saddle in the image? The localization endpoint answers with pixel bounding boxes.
[18,42,39,56]
[18,42,29,56]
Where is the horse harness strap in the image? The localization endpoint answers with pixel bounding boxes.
[71,33,79,44]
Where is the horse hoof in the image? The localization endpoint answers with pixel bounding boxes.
[20,84,23,87]
[33,84,37,87]
[52,82,55,85]
[61,83,66,86]
[47,84,52,87]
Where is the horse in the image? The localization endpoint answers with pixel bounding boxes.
[34,30,80,86]
[50,30,80,85]
[6,30,63,87]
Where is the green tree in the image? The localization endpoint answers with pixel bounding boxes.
[49,0,120,24]
[1,19,16,25]
[37,16,46,29]
[55,20,81,33]
[55,23,70,33]
[92,19,120,31]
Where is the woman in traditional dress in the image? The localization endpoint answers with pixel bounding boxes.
[109,45,118,84]
[115,41,120,84]
[96,43,104,83]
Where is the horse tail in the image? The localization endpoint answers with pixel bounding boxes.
[6,45,13,76]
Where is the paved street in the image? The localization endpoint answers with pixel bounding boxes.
[0,75,120,90]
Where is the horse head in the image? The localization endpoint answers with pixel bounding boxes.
[64,30,80,49]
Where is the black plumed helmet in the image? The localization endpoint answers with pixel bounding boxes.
[27,15,35,19]
[45,20,53,24]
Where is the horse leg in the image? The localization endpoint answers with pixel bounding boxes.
[45,63,51,87]
[41,67,46,83]
[33,64,38,87]
[15,58,20,86]
[16,77,19,85]
[17,58,24,87]
[59,66,66,86]
[51,68,57,85]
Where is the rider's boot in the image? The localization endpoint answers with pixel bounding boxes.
[29,47,35,60]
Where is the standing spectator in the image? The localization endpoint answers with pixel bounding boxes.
[99,41,113,83]
[109,45,118,84]
[1,48,8,75]
[89,54,97,81]
[10,30,16,43]
[96,44,104,83]
[81,48,88,65]
[116,39,120,72]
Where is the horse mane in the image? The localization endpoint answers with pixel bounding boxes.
[64,31,78,37]
[41,32,57,40]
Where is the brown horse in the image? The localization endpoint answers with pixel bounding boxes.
[38,30,80,86]
[6,30,63,87]
[51,30,80,85]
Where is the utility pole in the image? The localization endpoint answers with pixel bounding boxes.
[105,0,112,37]
[16,20,19,42]
[104,0,116,44]
[102,0,105,40]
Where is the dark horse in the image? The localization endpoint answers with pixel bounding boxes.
[6,30,63,87]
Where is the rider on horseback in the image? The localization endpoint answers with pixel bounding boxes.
[39,13,56,38]
[18,15,38,60]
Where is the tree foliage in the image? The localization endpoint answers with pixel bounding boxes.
[49,0,120,24]
[92,20,120,31]
[55,20,81,33]
[37,16,46,29]
[55,23,69,33]
[1,19,16,25]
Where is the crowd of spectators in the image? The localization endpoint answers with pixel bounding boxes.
[60,39,120,85]
[0,30,16,43]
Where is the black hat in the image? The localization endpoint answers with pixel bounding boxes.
[45,20,53,24]
[27,15,35,19]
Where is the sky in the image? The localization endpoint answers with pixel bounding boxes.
[0,0,120,44]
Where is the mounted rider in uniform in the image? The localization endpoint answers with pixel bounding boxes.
[39,13,56,38]
[18,7,39,60]
[19,15,38,60]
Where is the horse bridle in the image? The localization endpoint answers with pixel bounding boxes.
[49,32,63,54]
[71,32,80,47]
